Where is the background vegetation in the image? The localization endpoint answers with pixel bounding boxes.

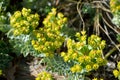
[0,0,120,80]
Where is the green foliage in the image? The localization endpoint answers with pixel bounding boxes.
[0,10,10,33]
[111,12,120,27]
[0,40,9,54]
[0,0,10,33]
[82,3,95,17]
[44,56,71,75]
[43,56,86,80]
[0,53,12,70]
[0,0,10,12]
[0,40,13,70]
[61,26,76,39]
[22,0,52,14]
[117,34,120,43]
[110,0,120,27]
[0,1,12,70]
[8,34,38,57]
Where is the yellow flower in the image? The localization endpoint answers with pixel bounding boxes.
[0,70,2,76]
[67,38,73,49]
[113,69,119,78]
[68,49,73,55]
[31,40,35,45]
[61,52,66,57]
[10,8,40,36]
[75,32,80,37]
[63,17,67,23]
[22,8,29,17]
[84,56,91,63]
[10,17,16,25]
[45,53,50,57]
[33,44,38,49]
[41,38,46,42]
[100,78,104,80]
[13,29,20,35]
[14,11,21,18]
[89,50,96,58]
[97,58,104,65]
[110,0,120,13]
[81,35,86,41]
[43,47,47,51]
[64,56,69,62]
[96,50,102,57]
[28,9,31,13]
[92,77,103,80]
[51,8,56,15]
[22,8,30,13]
[93,64,99,70]
[57,20,62,25]
[75,64,82,72]
[81,31,86,35]
[21,27,26,32]
[72,53,78,59]
[92,78,98,80]
[34,13,40,20]
[70,64,82,73]
[27,16,32,22]
[86,65,91,71]
[36,33,41,38]
[100,40,106,49]
[13,23,20,28]
[36,71,53,80]
[35,77,40,80]
[116,6,120,11]
[78,56,84,63]
[70,67,76,73]
[57,12,64,18]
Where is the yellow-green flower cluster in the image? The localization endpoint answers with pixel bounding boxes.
[10,8,39,36]
[110,0,120,13]
[88,35,106,50]
[113,61,120,78]
[0,70,2,76]
[36,71,53,80]
[31,8,67,57]
[70,64,82,73]
[92,78,103,80]
[61,31,106,73]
